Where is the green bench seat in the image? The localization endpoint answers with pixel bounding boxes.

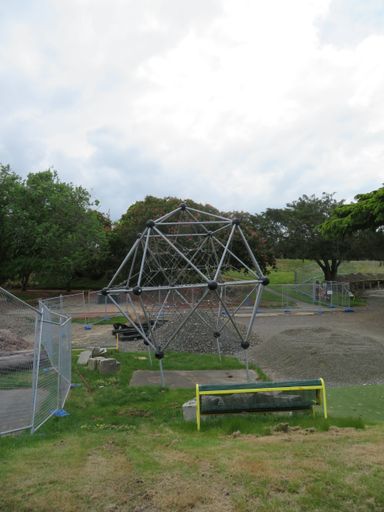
[195,378,327,431]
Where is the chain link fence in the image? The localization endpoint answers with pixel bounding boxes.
[0,287,71,436]
[259,282,352,312]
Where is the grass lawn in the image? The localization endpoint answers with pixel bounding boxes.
[1,351,384,511]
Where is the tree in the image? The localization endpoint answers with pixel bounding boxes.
[253,193,351,281]
[321,186,384,234]
[2,168,109,290]
[0,165,23,283]
[111,196,274,280]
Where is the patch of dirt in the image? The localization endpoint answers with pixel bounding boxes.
[0,329,32,354]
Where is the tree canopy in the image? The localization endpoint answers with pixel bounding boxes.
[321,186,384,235]
[0,167,109,289]
[252,193,354,281]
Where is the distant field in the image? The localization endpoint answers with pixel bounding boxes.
[271,259,384,284]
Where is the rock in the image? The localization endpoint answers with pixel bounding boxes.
[77,350,92,365]
[182,398,197,422]
[91,347,107,357]
[98,358,121,375]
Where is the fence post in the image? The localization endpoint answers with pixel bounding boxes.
[31,303,44,434]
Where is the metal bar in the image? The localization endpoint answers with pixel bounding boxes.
[218,286,256,334]
[153,226,210,283]
[237,226,264,276]
[145,233,211,238]
[186,206,232,221]
[137,228,151,287]
[139,295,156,344]
[106,236,142,288]
[196,384,201,431]
[107,295,157,351]
[214,290,245,343]
[152,289,171,330]
[320,378,328,418]
[159,359,165,387]
[154,206,182,223]
[0,286,41,314]
[157,221,229,226]
[214,224,237,281]
[1,425,33,436]
[199,385,324,395]
[106,280,263,294]
[244,285,263,342]
[211,234,259,277]
[127,242,140,287]
[31,304,44,433]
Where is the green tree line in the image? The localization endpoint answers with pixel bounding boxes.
[1,164,382,289]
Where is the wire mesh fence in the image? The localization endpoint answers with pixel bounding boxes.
[0,287,71,436]
[259,282,352,312]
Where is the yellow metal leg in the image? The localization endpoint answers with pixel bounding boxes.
[320,378,328,419]
[196,384,201,431]
[116,334,119,351]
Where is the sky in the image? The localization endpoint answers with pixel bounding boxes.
[0,0,383,220]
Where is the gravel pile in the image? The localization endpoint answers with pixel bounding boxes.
[251,326,384,386]
[0,329,33,354]
[154,310,261,354]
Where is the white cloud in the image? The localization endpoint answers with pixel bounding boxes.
[0,0,383,218]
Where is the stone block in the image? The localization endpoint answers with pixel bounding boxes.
[77,350,92,365]
[87,356,105,370]
[182,398,197,422]
[98,358,121,375]
[91,347,107,358]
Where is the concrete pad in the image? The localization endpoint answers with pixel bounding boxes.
[129,369,259,389]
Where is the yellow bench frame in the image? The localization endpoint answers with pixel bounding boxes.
[195,378,327,431]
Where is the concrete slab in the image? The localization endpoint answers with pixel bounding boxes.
[129,369,259,389]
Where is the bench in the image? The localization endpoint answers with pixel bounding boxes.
[195,378,327,431]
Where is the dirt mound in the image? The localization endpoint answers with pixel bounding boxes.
[0,329,33,354]
[252,326,384,386]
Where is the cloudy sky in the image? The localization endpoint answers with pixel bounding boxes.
[1,0,383,219]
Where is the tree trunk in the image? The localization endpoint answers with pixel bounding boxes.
[21,273,30,291]
[315,258,341,282]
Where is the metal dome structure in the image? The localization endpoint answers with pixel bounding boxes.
[103,202,269,384]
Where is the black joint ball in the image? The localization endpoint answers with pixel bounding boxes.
[232,218,241,226]
[132,286,142,296]
[155,350,164,360]
[180,203,187,211]
[208,280,218,291]
[205,231,213,237]
[241,341,250,350]
[262,277,270,286]
[137,232,142,238]
[101,288,108,296]
[213,331,221,338]
[143,339,149,346]
[146,219,155,228]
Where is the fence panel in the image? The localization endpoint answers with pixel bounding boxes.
[0,288,72,436]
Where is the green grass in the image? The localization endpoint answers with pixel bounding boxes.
[328,384,384,423]
[0,370,33,389]
[1,350,384,511]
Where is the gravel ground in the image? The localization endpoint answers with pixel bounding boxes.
[241,290,384,386]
